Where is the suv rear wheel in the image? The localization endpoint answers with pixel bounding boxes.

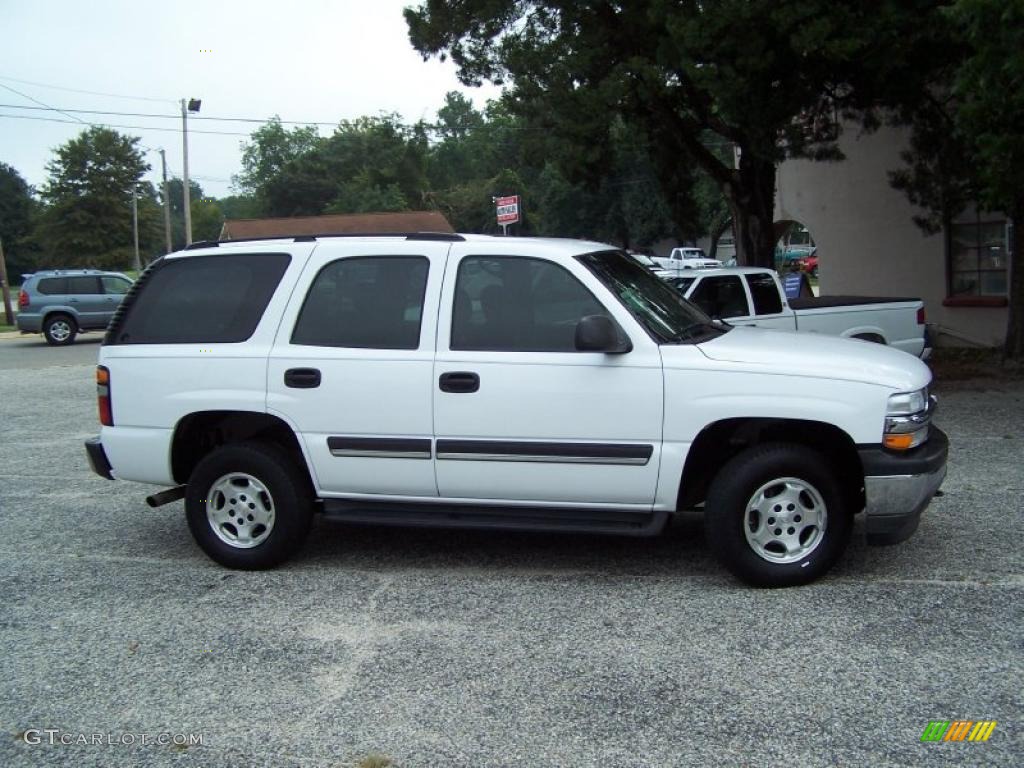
[43,314,77,346]
[185,441,313,569]
[704,443,852,587]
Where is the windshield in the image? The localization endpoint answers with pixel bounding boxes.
[578,250,728,344]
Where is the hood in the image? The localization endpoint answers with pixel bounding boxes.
[691,326,930,391]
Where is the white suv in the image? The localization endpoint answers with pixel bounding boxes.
[85,234,947,586]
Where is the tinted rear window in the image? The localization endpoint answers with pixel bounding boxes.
[291,256,429,349]
[67,276,101,295]
[37,277,68,295]
[108,253,290,344]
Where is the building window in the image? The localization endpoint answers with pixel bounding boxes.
[948,218,1008,298]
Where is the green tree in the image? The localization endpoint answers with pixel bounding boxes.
[233,117,322,213]
[0,163,36,276]
[893,0,1024,359]
[406,0,952,266]
[264,114,429,217]
[35,127,151,268]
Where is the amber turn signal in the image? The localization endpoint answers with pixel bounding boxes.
[883,433,915,451]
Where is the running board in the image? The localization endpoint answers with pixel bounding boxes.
[321,500,668,537]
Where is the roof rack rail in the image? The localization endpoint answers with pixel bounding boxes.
[183,232,466,250]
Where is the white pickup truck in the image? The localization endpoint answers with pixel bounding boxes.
[666,267,929,358]
[653,246,723,272]
[85,235,947,587]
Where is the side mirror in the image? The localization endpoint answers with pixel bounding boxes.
[575,314,631,353]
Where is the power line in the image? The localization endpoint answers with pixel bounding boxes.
[0,112,250,136]
[0,102,337,127]
[0,74,176,104]
[0,83,88,125]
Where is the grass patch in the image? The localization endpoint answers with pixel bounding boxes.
[355,754,393,768]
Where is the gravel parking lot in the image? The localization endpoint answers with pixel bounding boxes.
[0,349,1021,767]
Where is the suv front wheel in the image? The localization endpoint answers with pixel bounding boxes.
[43,314,77,346]
[704,443,852,587]
[185,441,313,569]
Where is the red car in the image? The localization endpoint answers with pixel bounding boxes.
[798,252,819,276]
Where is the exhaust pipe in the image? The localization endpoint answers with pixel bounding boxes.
[146,485,186,508]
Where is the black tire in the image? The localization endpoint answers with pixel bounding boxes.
[43,314,77,346]
[704,443,852,587]
[185,441,313,569]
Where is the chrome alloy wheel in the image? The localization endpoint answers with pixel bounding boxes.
[743,476,827,564]
[205,472,276,549]
[48,319,72,342]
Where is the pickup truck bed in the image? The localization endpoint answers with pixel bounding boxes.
[789,296,919,309]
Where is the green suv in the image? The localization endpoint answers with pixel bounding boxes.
[16,270,133,345]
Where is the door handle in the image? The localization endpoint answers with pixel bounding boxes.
[284,368,321,388]
[439,371,480,393]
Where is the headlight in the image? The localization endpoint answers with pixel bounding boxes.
[884,387,934,451]
[887,387,928,416]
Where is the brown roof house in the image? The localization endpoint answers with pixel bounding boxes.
[219,211,454,240]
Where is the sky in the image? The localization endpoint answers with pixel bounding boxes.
[0,0,500,199]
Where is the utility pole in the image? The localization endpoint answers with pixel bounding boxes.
[0,238,14,326]
[181,99,192,246]
[159,148,172,253]
[131,186,141,272]
[181,97,201,246]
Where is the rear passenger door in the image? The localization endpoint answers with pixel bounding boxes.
[66,276,107,329]
[267,241,449,498]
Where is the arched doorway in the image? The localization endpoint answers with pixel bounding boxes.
[773,220,818,277]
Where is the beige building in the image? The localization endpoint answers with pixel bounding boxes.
[776,125,1010,347]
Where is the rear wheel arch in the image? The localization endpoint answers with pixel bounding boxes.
[851,332,887,345]
[677,417,863,512]
[170,410,311,489]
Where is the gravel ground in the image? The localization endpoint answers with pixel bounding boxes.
[0,356,1020,767]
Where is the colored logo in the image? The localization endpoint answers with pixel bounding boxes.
[921,720,997,742]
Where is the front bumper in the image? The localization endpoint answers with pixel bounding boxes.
[85,436,114,480]
[859,427,948,545]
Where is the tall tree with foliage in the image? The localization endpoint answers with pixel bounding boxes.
[35,127,153,268]
[261,114,430,217]
[233,117,322,214]
[893,0,1024,359]
[406,0,952,266]
[0,163,36,276]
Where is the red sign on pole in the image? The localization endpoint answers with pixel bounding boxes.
[496,195,520,225]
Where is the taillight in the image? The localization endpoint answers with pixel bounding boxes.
[917,306,926,325]
[18,289,28,309]
[97,366,113,426]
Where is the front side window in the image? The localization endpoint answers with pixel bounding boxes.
[292,256,428,349]
[101,276,132,295]
[949,218,1008,297]
[578,250,724,343]
[688,276,750,319]
[451,256,612,352]
[109,253,290,344]
[745,273,783,315]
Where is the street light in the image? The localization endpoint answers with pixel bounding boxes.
[181,98,201,245]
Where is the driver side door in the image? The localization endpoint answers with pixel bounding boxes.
[432,246,664,506]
